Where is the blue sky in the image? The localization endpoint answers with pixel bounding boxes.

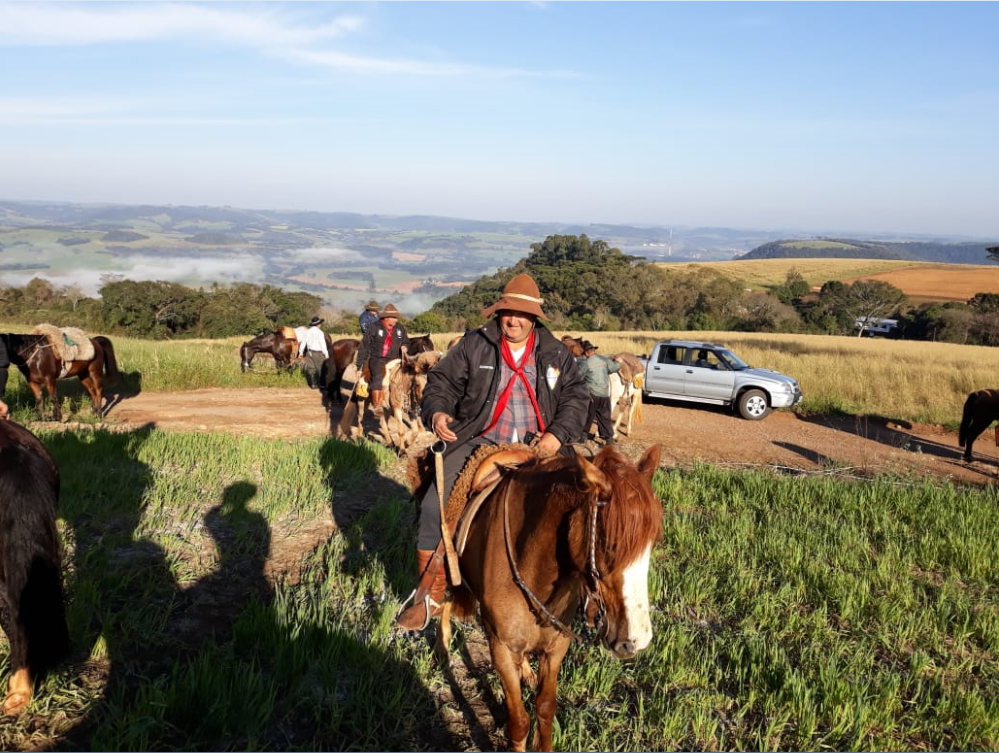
[1,1,997,238]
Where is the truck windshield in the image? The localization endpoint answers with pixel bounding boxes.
[717,349,749,370]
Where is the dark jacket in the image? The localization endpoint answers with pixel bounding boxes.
[356,320,410,366]
[359,310,379,335]
[420,320,589,455]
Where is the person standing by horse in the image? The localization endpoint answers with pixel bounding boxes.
[581,339,621,446]
[359,300,380,336]
[297,316,329,389]
[396,273,589,631]
[355,303,410,415]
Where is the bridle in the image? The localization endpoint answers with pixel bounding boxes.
[501,476,608,645]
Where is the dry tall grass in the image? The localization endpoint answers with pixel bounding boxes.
[547,330,999,428]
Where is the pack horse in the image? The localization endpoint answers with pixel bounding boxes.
[2,326,120,421]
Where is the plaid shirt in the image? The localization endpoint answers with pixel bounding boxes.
[481,346,540,444]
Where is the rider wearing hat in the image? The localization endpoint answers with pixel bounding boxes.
[297,316,329,389]
[359,300,380,336]
[395,272,589,631]
[355,302,410,414]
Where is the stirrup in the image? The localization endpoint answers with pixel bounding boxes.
[396,590,442,631]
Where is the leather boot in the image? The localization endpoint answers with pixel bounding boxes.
[396,545,448,631]
[371,389,385,417]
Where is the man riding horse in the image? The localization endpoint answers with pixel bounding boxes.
[354,303,410,416]
[396,273,589,630]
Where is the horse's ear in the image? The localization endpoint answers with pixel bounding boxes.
[636,444,662,482]
[572,449,613,501]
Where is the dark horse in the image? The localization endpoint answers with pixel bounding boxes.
[437,443,663,752]
[0,419,71,715]
[958,388,999,462]
[320,338,359,405]
[3,333,121,421]
[239,331,297,373]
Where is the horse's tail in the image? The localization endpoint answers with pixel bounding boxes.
[0,429,71,676]
[95,336,121,386]
[958,390,980,448]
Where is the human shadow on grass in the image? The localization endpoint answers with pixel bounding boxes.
[316,432,516,751]
[27,428,459,751]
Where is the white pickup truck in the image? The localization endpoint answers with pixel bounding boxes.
[642,339,803,420]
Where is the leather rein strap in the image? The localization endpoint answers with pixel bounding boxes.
[434,442,462,586]
[501,476,607,644]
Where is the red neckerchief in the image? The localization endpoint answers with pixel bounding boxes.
[479,329,546,436]
[380,323,394,357]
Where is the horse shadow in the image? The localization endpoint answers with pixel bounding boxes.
[100,368,141,414]
[34,426,459,750]
[314,434,505,747]
[792,412,999,477]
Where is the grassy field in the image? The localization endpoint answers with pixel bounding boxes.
[669,258,999,302]
[0,428,996,750]
[2,329,999,750]
[3,328,997,430]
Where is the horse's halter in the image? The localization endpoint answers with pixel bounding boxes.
[501,476,608,645]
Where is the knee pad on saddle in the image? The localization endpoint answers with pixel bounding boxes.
[469,448,536,493]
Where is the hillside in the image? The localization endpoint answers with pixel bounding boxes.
[671,258,999,304]
[2,200,990,313]
[740,237,995,265]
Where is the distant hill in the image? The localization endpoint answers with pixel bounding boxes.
[1,199,994,312]
[740,238,994,265]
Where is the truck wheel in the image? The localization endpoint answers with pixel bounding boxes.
[737,389,770,420]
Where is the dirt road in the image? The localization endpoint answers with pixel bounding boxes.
[98,386,999,487]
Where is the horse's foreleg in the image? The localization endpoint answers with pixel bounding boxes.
[488,636,531,752]
[532,638,571,753]
[44,377,63,421]
[433,600,453,667]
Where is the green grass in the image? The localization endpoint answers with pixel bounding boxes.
[0,427,997,750]
[2,330,999,749]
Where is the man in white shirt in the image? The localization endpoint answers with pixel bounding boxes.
[297,316,329,389]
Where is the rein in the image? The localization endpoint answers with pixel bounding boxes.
[501,476,607,644]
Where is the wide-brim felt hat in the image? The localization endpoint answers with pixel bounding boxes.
[308,316,324,327]
[364,300,380,311]
[481,273,548,320]
[379,303,401,319]
[582,340,598,351]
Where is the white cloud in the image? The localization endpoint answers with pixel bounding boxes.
[0,2,360,48]
[0,2,573,80]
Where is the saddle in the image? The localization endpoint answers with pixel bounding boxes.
[32,323,95,363]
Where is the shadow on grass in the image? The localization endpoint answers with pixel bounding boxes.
[13,427,463,751]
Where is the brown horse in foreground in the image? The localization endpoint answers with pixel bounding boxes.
[438,443,663,751]
[0,419,70,715]
[958,388,999,462]
[2,333,121,421]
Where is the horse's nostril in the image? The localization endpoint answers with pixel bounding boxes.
[614,640,636,658]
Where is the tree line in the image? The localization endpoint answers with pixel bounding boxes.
[2,234,999,346]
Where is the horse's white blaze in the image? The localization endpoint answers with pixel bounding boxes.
[621,542,654,650]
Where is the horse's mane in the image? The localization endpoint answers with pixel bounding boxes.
[588,447,663,569]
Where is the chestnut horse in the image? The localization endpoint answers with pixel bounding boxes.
[239,330,297,372]
[958,388,999,462]
[0,419,70,715]
[438,443,663,752]
[2,333,120,421]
